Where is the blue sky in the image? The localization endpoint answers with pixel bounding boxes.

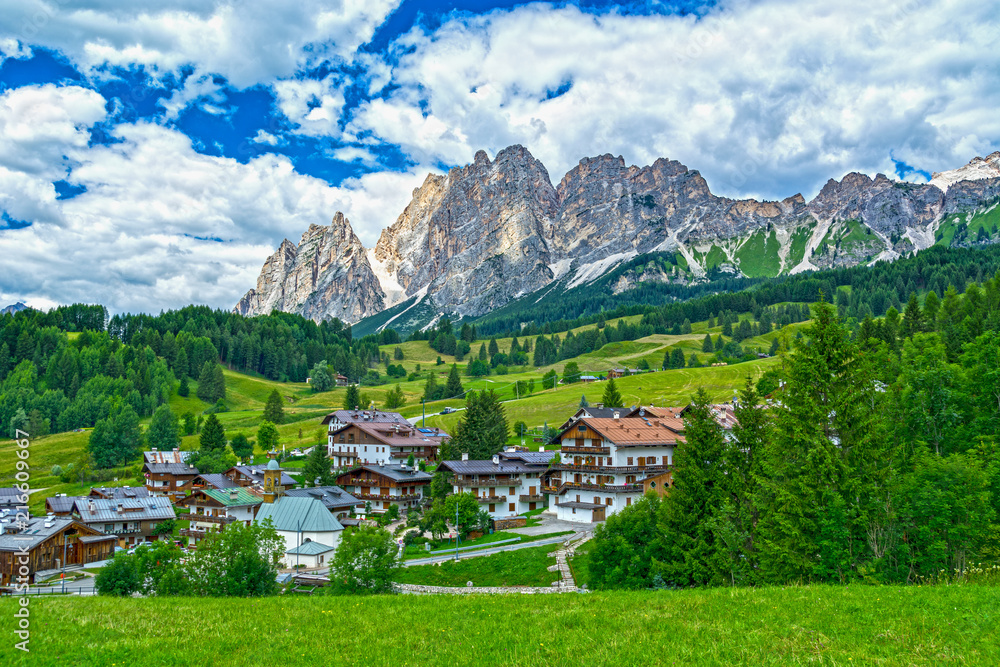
[0,0,998,313]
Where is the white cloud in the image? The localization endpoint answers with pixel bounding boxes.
[0,84,425,313]
[349,0,1000,200]
[273,75,346,136]
[0,0,401,87]
[251,129,281,146]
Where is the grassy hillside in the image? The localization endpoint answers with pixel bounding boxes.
[2,586,996,666]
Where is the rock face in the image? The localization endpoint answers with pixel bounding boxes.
[237,148,1000,325]
[372,146,558,318]
[235,213,384,323]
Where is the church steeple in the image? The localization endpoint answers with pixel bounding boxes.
[263,459,283,503]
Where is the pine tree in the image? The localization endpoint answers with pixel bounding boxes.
[478,343,487,361]
[178,374,189,397]
[446,389,508,460]
[344,384,360,410]
[303,443,331,487]
[199,413,227,453]
[488,337,499,358]
[147,404,179,451]
[656,388,729,586]
[580,395,589,408]
[602,378,624,408]
[756,299,856,583]
[670,348,685,369]
[423,372,440,402]
[263,389,285,424]
[175,348,189,379]
[445,364,464,398]
[702,334,714,353]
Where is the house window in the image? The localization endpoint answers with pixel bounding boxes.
[488,504,496,513]
[606,498,612,506]
[626,497,632,506]
[627,457,633,465]
[509,503,515,512]
[509,487,515,495]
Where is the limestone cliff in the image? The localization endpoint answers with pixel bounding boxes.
[234,213,384,323]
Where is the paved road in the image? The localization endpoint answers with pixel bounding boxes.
[26,575,96,596]
[406,408,465,425]
[402,532,577,567]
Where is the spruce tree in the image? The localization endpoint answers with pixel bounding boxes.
[303,443,331,487]
[488,337,499,358]
[656,388,729,586]
[580,394,589,408]
[178,374,189,397]
[263,389,285,424]
[478,343,487,361]
[756,299,856,583]
[199,413,226,453]
[447,389,508,459]
[147,404,179,451]
[601,378,624,408]
[343,384,360,410]
[423,372,440,402]
[702,334,714,353]
[445,364,464,398]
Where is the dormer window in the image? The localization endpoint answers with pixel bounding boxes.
[577,424,586,432]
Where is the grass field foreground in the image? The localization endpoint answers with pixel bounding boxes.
[2,585,997,666]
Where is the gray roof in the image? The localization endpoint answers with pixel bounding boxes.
[194,473,238,489]
[284,486,361,511]
[499,451,556,465]
[45,495,84,514]
[321,409,409,426]
[142,450,197,475]
[90,486,150,499]
[341,464,432,483]
[73,496,176,523]
[0,487,28,509]
[285,540,337,555]
[0,517,78,551]
[233,465,297,487]
[436,459,538,475]
[255,497,344,533]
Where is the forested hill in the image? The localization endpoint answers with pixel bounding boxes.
[473,243,1000,338]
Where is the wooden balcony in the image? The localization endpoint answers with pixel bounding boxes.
[554,463,672,474]
[330,450,359,458]
[519,494,546,502]
[560,445,610,455]
[353,493,421,501]
[344,478,381,487]
[390,451,431,459]
[179,528,207,538]
[555,482,642,494]
[473,495,507,503]
[455,478,518,487]
[183,513,237,525]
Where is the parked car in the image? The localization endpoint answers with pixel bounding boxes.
[441,407,455,414]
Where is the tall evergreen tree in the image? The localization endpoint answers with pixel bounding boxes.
[444,389,508,460]
[303,443,332,487]
[343,384,360,410]
[902,292,923,338]
[656,388,729,586]
[601,378,624,408]
[702,333,714,353]
[756,299,856,583]
[263,389,285,424]
[445,364,465,398]
[199,413,226,453]
[146,404,179,451]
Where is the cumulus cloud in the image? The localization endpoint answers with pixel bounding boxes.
[0,0,401,87]
[349,0,1000,200]
[0,84,423,313]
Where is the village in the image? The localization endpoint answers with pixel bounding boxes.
[0,394,739,592]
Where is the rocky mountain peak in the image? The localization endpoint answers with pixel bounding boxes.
[930,151,1000,192]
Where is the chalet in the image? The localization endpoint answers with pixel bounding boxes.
[223,465,297,491]
[640,471,674,498]
[547,415,685,523]
[175,487,263,547]
[142,449,198,498]
[89,486,150,501]
[335,463,432,516]
[607,368,630,379]
[0,516,116,585]
[436,453,550,519]
[255,496,344,568]
[322,409,449,466]
[328,421,442,467]
[283,486,362,519]
[626,403,738,436]
[335,374,349,387]
[72,496,177,548]
[558,406,629,432]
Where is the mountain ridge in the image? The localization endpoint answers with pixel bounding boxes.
[235,147,1000,327]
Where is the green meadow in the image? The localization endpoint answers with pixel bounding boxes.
[2,585,997,666]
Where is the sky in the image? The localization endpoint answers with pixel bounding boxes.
[1,0,998,314]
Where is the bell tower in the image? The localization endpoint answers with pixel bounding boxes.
[263,459,283,503]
